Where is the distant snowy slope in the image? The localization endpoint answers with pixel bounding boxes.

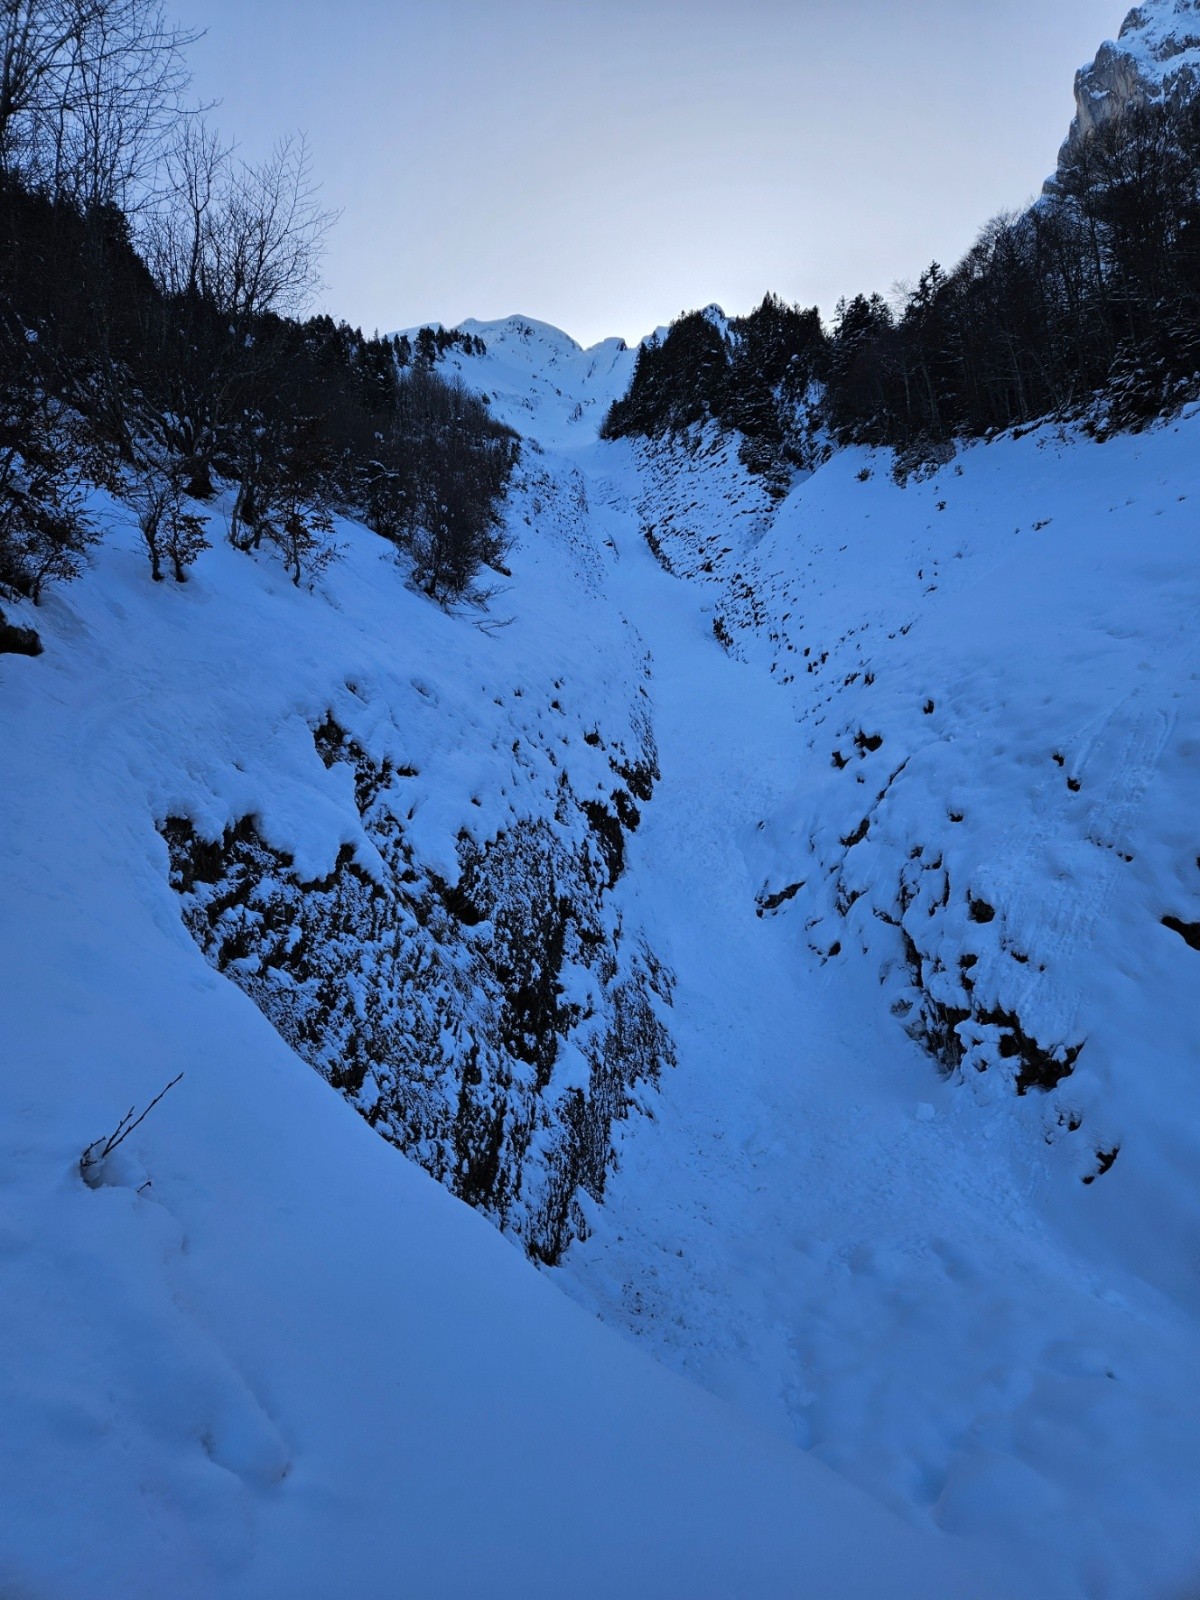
[398,314,638,442]
[0,485,1004,1597]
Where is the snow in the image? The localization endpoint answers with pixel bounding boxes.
[1115,0,1200,76]
[397,313,639,444]
[547,411,1200,1600]
[3,307,1200,1597]
[438,319,1200,1596]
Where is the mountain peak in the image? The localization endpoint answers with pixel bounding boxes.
[1059,0,1200,155]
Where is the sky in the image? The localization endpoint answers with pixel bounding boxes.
[180,0,1122,347]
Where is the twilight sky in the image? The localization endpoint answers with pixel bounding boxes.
[181,0,1120,347]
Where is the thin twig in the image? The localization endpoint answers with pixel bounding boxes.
[80,1072,183,1174]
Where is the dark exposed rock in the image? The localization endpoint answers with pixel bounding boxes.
[162,718,674,1264]
[582,800,626,888]
[756,880,805,917]
[1162,913,1200,951]
[897,925,1083,1094]
[0,611,42,656]
[1082,1145,1121,1184]
[976,1006,1085,1094]
[840,817,870,848]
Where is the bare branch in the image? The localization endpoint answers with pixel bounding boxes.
[79,1070,183,1177]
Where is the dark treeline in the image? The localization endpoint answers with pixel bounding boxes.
[1,1,516,611]
[604,95,1200,479]
[602,295,826,489]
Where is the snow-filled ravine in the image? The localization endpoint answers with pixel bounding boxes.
[439,320,1200,1599]
[2,314,1199,1598]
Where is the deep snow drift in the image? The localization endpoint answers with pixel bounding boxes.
[3,310,1200,1599]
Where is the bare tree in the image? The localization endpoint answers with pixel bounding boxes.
[228,411,340,586]
[131,452,207,580]
[147,126,336,318]
[0,0,89,176]
[206,133,337,321]
[145,114,227,299]
[46,0,198,212]
[1,0,199,208]
[135,122,336,500]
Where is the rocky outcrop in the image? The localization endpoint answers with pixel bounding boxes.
[163,714,674,1265]
[1051,1,1200,177]
[0,608,41,656]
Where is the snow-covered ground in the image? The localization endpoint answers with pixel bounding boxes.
[560,421,1200,1600]
[3,312,1199,1597]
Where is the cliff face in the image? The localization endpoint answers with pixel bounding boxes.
[1055,0,1200,159]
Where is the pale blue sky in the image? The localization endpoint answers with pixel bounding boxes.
[182,0,1120,346]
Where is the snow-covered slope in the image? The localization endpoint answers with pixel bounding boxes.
[548,409,1200,1600]
[411,314,1200,1595]
[5,295,1200,1598]
[0,452,1006,1595]
[401,313,638,445]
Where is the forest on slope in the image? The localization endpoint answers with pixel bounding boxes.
[0,0,517,639]
[604,85,1200,482]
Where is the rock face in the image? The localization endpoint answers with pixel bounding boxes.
[163,713,673,1265]
[1054,1,1200,162]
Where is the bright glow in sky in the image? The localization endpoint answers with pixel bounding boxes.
[182,0,1121,346]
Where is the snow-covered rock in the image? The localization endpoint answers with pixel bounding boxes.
[1055,0,1200,155]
